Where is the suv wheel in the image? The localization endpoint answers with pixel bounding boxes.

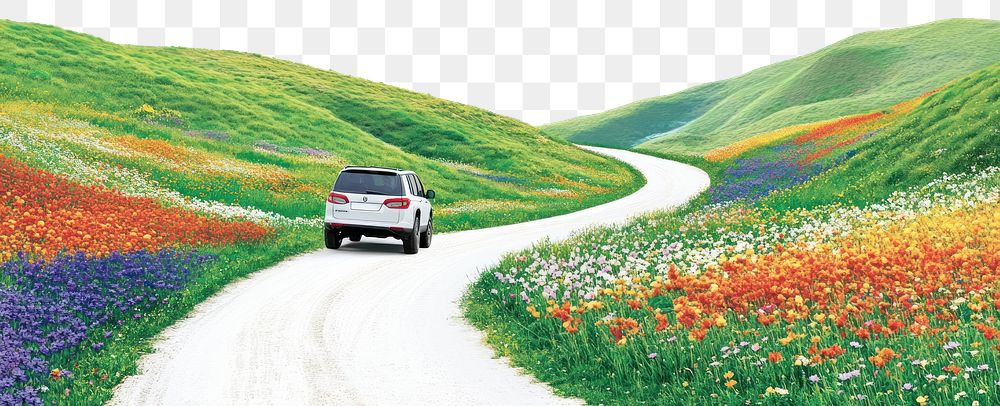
[403,214,420,254]
[325,228,342,249]
[419,216,432,248]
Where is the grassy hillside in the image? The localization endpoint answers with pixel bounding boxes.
[0,20,642,405]
[467,61,1000,404]
[0,20,641,230]
[543,19,1000,154]
[767,62,1000,209]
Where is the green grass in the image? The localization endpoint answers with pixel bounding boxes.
[465,57,1000,405]
[542,19,1000,155]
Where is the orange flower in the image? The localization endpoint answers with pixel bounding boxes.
[768,352,784,363]
[819,344,845,359]
[607,317,641,343]
[654,311,670,332]
[867,348,898,368]
[562,319,580,334]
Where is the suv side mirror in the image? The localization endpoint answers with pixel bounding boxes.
[425,189,436,199]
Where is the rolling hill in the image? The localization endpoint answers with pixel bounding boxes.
[542,18,1000,155]
[0,19,641,231]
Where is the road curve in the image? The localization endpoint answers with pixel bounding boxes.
[111,146,710,406]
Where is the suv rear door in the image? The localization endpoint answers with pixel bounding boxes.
[408,174,431,227]
[331,170,404,224]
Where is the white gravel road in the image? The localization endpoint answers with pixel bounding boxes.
[111,146,710,406]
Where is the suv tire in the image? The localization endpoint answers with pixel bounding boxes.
[403,214,420,254]
[419,216,432,248]
[325,228,342,249]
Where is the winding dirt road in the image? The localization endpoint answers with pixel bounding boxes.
[111,146,709,405]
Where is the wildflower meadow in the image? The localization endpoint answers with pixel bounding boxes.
[466,62,1000,404]
[0,21,642,405]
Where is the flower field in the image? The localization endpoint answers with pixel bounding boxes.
[705,89,937,205]
[466,63,1000,404]
[0,154,270,261]
[0,101,638,405]
[0,114,281,403]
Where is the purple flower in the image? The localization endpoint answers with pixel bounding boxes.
[708,145,858,204]
[647,353,657,359]
[0,250,211,403]
[902,383,913,391]
[943,341,961,351]
[808,374,820,383]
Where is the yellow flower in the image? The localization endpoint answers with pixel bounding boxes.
[916,395,928,405]
[725,380,737,389]
[723,371,734,379]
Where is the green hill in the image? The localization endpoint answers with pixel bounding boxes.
[543,18,1000,155]
[0,20,641,231]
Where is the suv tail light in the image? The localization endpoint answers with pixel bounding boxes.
[383,197,410,209]
[328,192,349,204]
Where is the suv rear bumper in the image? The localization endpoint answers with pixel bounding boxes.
[326,222,412,240]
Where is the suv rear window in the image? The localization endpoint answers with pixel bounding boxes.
[333,170,403,196]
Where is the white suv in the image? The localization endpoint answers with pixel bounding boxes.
[325,166,435,254]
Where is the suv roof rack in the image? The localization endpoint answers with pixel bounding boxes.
[343,165,404,172]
